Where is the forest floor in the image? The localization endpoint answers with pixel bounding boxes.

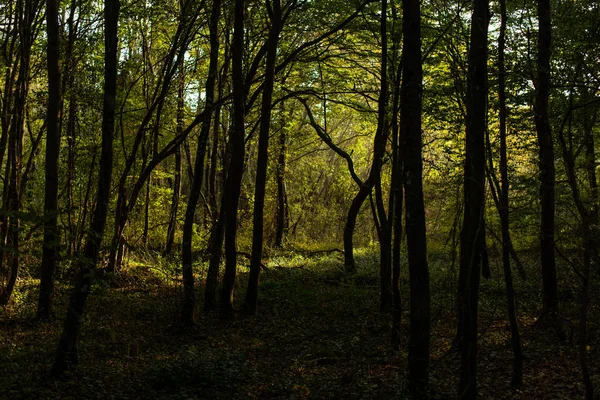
[0,248,595,399]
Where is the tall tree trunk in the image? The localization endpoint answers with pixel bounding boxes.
[220,0,245,318]
[165,146,182,255]
[204,36,231,312]
[558,96,597,400]
[535,0,558,323]
[274,103,288,248]
[180,0,221,325]
[388,0,403,350]
[343,1,392,275]
[243,0,282,315]
[458,0,488,397]
[498,0,523,387]
[38,0,62,319]
[374,0,392,314]
[53,0,119,374]
[0,0,37,305]
[402,0,430,395]
[64,0,79,257]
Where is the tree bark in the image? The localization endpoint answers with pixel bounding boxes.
[243,0,282,315]
[180,0,221,325]
[535,0,558,322]
[274,103,288,248]
[220,0,245,318]
[458,0,488,398]
[498,0,523,387]
[53,0,119,374]
[38,0,62,319]
[401,0,430,395]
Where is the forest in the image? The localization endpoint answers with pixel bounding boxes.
[0,0,599,398]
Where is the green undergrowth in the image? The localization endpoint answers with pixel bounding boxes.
[0,247,595,399]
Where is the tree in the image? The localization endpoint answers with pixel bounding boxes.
[37,0,61,320]
[401,0,430,396]
[220,0,246,318]
[180,0,222,325]
[244,0,282,315]
[535,0,558,324]
[53,0,120,374]
[497,0,523,387]
[457,0,488,397]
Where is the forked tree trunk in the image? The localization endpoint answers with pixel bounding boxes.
[180,0,221,324]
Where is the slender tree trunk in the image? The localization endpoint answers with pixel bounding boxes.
[0,0,35,305]
[498,0,523,387]
[243,0,282,315]
[38,0,62,319]
[374,0,392,314]
[64,0,78,257]
[220,0,245,318]
[205,193,226,311]
[458,0,488,397]
[558,96,597,400]
[535,0,558,322]
[165,146,182,255]
[402,0,430,395]
[180,0,221,324]
[390,83,403,347]
[274,104,288,248]
[204,37,231,312]
[53,0,119,374]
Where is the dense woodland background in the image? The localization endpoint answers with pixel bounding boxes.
[1,0,600,398]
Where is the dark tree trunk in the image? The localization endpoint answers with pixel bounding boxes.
[374,0,392,314]
[53,0,119,375]
[558,95,597,400]
[204,38,231,312]
[389,0,403,349]
[457,0,488,398]
[165,147,182,256]
[274,104,288,249]
[401,0,430,395]
[243,0,282,315]
[535,0,558,322]
[205,193,226,311]
[165,66,185,256]
[0,0,36,305]
[106,4,197,273]
[220,0,245,318]
[64,0,79,257]
[38,0,62,319]
[180,0,221,325]
[498,0,523,387]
